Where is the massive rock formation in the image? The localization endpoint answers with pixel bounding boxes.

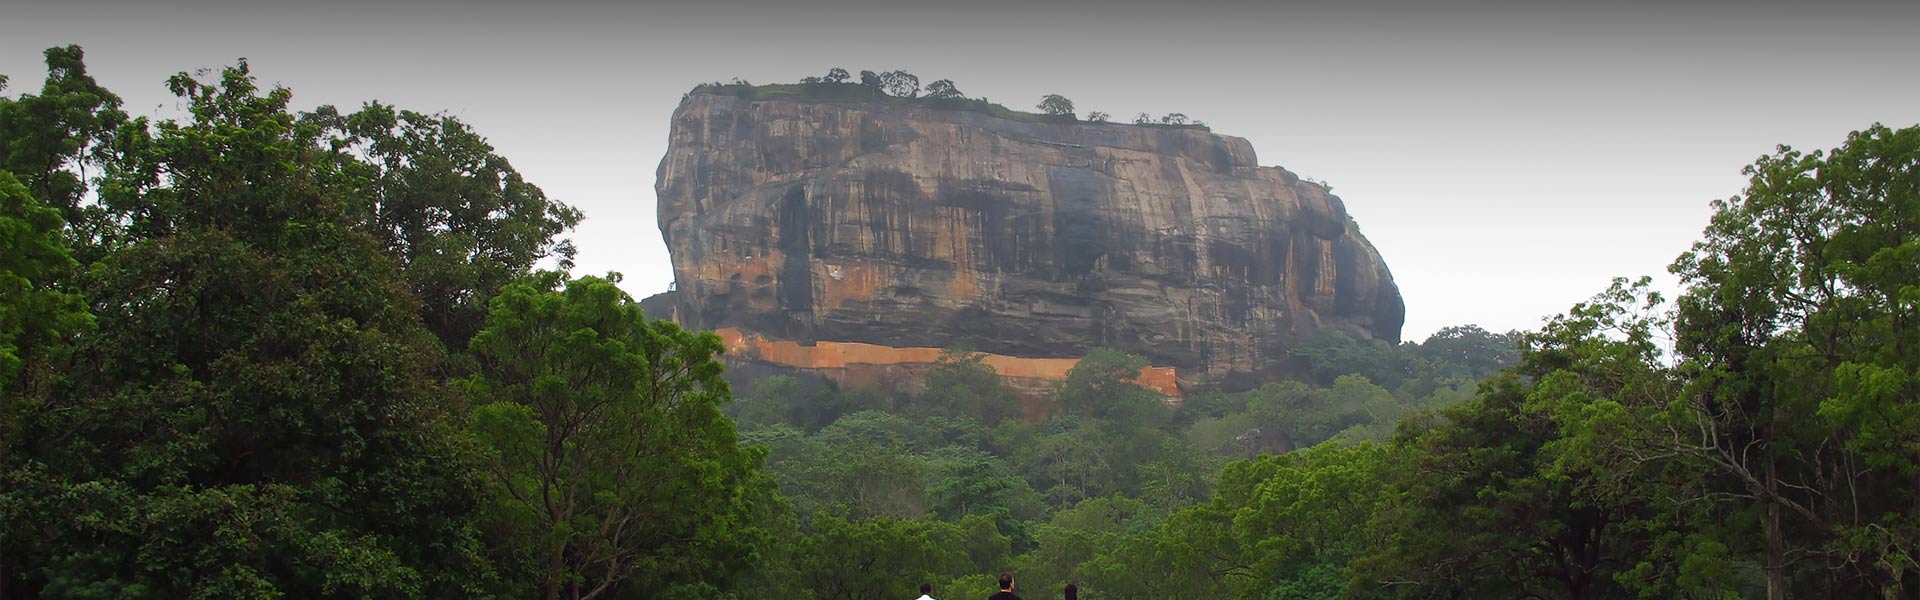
[654,92,1403,392]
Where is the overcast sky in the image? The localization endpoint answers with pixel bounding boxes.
[6,0,1918,341]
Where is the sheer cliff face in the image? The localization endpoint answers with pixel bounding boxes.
[656,93,1404,388]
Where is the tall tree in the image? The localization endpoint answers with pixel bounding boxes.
[0,45,128,261]
[0,169,93,599]
[465,275,763,599]
[0,170,88,405]
[306,102,581,351]
[1664,123,1920,597]
[7,57,496,597]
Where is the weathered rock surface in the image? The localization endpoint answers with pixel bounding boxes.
[655,93,1403,390]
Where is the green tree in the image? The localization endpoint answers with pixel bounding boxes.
[1641,123,1920,597]
[1136,435,1216,511]
[913,348,1023,425]
[801,380,891,431]
[1415,324,1519,382]
[792,515,966,600]
[1017,495,1161,592]
[0,45,127,259]
[814,411,929,519]
[731,374,803,430]
[1352,377,1644,599]
[1074,443,1392,599]
[1054,348,1160,423]
[7,58,496,597]
[1291,330,1413,389]
[0,170,88,403]
[924,79,963,99]
[465,275,762,599]
[878,70,920,98]
[1352,279,1686,600]
[925,446,1043,537]
[306,102,581,349]
[1037,94,1075,117]
[1229,445,1394,598]
[1494,125,1920,599]
[0,169,93,598]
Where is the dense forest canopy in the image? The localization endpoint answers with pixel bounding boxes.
[2,47,1917,599]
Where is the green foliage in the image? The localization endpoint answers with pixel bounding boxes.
[728,337,1513,596]
[729,374,890,432]
[1054,348,1158,421]
[1037,94,1076,118]
[924,78,963,99]
[1017,495,1161,592]
[17,44,1912,600]
[1661,123,1920,595]
[464,275,761,598]
[4,54,496,597]
[730,374,802,430]
[791,515,966,600]
[0,46,588,599]
[0,45,127,257]
[877,70,920,98]
[0,170,89,398]
[1353,374,1645,598]
[911,348,1024,425]
[305,102,582,349]
[1292,330,1415,388]
[1416,324,1521,383]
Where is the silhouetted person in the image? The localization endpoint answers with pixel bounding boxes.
[915,582,935,600]
[988,573,1021,600]
[1063,582,1077,600]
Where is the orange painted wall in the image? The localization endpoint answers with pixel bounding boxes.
[713,328,1182,401]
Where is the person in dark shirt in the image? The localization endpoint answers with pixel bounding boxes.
[986,572,1021,600]
[1063,582,1077,600]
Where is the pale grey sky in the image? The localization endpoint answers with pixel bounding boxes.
[6,0,1918,341]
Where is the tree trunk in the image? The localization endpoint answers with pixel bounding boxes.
[1766,460,1787,600]
[545,548,566,600]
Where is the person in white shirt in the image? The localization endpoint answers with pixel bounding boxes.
[914,581,936,600]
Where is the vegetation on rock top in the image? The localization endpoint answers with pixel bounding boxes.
[689,67,1213,131]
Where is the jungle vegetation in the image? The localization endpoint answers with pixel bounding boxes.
[3,47,1917,599]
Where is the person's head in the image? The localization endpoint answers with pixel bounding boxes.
[1064,582,1078,600]
[998,572,1015,591]
[920,582,932,595]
